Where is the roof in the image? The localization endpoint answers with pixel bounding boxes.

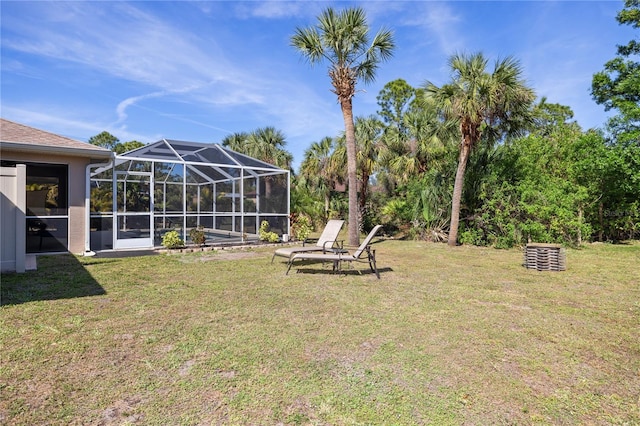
[122,139,285,171]
[0,118,112,159]
[91,139,289,184]
[116,139,287,177]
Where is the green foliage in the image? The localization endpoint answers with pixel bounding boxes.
[290,176,327,227]
[222,127,293,169]
[88,131,119,151]
[89,131,146,154]
[328,193,349,223]
[381,199,411,226]
[114,140,145,154]
[288,50,639,248]
[291,7,395,86]
[188,226,206,246]
[381,172,452,241]
[259,221,280,243]
[292,6,396,246]
[161,230,184,249]
[359,191,384,233]
[290,213,312,241]
[591,0,640,143]
[459,115,638,247]
[458,226,485,246]
[376,78,416,134]
[425,52,536,246]
[298,137,338,224]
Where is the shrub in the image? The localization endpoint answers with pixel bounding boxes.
[189,226,206,246]
[290,213,312,241]
[259,221,280,243]
[162,230,184,249]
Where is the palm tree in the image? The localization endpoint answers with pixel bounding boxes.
[221,131,250,152]
[354,115,382,216]
[300,136,337,221]
[425,52,535,246]
[222,128,292,170]
[379,99,457,184]
[222,127,292,214]
[332,115,382,228]
[247,127,293,170]
[291,7,395,245]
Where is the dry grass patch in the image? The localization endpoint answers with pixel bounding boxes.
[1,241,638,425]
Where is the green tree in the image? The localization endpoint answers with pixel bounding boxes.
[247,127,293,170]
[222,127,292,170]
[572,132,640,241]
[88,131,119,151]
[88,132,145,154]
[464,100,639,247]
[376,78,415,136]
[290,175,326,224]
[531,96,579,135]
[332,116,384,230]
[353,116,383,217]
[292,6,395,245]
[221,132,250,152]
[114,140,145,154]
[380,97,456,184]
[425,53,535,246]
[299,136,338,222]
[591,0,640,144]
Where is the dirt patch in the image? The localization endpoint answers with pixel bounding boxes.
[99,395,145,425]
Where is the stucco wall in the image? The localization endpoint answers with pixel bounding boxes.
[1,165,26,272]
[1,151,90,254]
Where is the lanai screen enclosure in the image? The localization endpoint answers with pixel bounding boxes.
[88,140,290,251]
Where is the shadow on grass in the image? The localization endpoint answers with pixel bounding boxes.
[1,254,107,306]
[292,266,394,278]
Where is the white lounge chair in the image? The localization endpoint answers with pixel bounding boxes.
[286,225,383,278]
[271,219,344,263]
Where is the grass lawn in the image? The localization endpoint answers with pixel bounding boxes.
[1,240,639,425]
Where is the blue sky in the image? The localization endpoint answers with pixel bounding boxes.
[1,1,634,169]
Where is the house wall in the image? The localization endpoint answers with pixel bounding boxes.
[1,151,90,254]
[0,165,26,272]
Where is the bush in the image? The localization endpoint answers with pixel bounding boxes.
[458,227,484,246]
[162,230,184,249]
[259,221,280,243]
[290,213,312,241]
[189,226,206,246]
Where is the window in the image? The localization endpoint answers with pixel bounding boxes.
[25,164,69,253]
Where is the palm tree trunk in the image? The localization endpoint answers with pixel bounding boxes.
[341,98,360,246]
[448,140,471,247]
[359,171,368,218]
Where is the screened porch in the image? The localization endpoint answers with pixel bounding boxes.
[88,139,290,251]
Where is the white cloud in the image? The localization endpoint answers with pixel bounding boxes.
[0,105,151,143]
[401,2,464,54]
[3,2,246,94]
[240,1,305,19]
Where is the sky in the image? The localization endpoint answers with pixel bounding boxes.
[1,1,635,170]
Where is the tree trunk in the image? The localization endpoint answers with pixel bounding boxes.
[341,98,360,246]
[598,202,604,242]
[359,170,369,225]
[448,140,471,247]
